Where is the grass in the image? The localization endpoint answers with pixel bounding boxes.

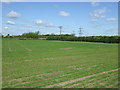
[2,39,118,88]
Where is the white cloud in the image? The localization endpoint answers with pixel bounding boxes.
[6,21,16,25]
[35,20,44,25]
[106,18,117,22]
[91,18,98,23]
[90,8,107,18]
[7,11,20,18]
[91,2,99,6]
[35,20,56,27]
[90,8,107,22]
[45,23,56,27]
[59,11,70,16]
[4,26,9,30]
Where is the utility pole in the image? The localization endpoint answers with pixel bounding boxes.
[36,25,41,35]
[59,26,63,35]
[79,27,83,36]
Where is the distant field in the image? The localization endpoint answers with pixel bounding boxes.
[2,39,119,88]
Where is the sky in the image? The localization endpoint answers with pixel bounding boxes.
[2,2,118,36]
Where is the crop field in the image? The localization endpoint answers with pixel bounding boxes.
[2,39,119,88]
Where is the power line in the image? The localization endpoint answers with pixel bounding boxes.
[79,27,83,36]
[58,26,63,35]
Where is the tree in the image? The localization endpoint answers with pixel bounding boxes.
[36,31,40,35]
[21,32,39,39]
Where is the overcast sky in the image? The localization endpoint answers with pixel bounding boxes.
[2,2,118,36]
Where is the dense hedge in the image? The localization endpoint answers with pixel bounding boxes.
[46,36,120,43]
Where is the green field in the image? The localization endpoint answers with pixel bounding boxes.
[2,39,119,88]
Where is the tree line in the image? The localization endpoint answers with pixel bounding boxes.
[2,32,119,43]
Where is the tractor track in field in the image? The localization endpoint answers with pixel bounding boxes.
[63,78,96,88]
[3,64,98,83]
[43,68,119,88]
[6,71,64,83]
[3,71,63,88]
[82,75,118,88]
[63,73,117,88]
[3,64,118,88]
[64,70,117,88]
[3,64,98,87]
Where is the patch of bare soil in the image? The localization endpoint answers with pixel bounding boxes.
[99,82,106,86]
[8,48,12,52]
[64,83,82,88]
[65,78,96,88]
